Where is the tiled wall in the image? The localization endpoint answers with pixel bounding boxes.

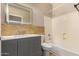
[1,24,44,36]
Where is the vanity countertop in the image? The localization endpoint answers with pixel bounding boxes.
[1,34,44,40]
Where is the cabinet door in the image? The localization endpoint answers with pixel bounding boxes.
[18,36,42,56]
[1,40,18,56]
[30,37,42,56]
[18,38,31,56]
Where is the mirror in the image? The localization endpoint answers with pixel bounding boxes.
[6,3,33,24]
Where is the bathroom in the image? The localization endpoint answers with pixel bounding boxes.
[0,3,79,56]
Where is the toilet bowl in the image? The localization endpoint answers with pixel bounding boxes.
[41,43,53,56]
[41,43,60,56]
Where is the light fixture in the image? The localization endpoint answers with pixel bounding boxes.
[74,3,79,12]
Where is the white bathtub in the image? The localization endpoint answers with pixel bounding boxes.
[42,43,79,56]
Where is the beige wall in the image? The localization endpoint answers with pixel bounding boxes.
[52,10,79,54]
[0,3,1,36]
[0,4,1,36]
[20,4,44,26]
[33,8,44,26]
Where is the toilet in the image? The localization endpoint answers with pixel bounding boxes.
[42,43,60,56]
[41,43,53,56]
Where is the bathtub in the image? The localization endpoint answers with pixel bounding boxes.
[42,43,79,56]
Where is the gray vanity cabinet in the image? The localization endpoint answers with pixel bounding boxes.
[2,36,42,56]
[1,40,18,56]
[18,38,31,56]
[18,37,42,56]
